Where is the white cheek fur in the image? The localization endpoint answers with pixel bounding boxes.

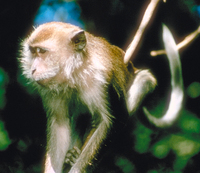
[21,42,60,83]
[33,67,59,82]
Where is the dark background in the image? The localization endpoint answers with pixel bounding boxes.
[0,0,200,172]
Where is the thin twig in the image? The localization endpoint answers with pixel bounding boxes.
[124,0,161,64]
[150,25,200,56]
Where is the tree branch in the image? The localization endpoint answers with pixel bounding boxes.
[150,25,200,56]
[124,0,162,64]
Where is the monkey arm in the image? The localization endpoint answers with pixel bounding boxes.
[64,128,95,169]
[68,83,128,173]
[68,120,111,173]
[81,128,96,150]
[44,116,71,173]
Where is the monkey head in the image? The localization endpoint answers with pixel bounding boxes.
[21,22,87,88]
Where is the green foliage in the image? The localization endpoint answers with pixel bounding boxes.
[0,68,9,110]
[131,102,200,172]
[0,68,11,150]
[133,123,153,153]
[178,109,200,134]
[151,137,170,159]
[115,157,135,173]
[186,82,200,98]
[0,121,11,150]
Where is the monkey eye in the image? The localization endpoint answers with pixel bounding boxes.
[29,46,36,54]
[29,46,47,55]
[36,47,47,54]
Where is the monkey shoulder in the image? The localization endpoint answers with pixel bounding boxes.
[88,34,131,97]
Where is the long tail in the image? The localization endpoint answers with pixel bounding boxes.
[143,24,184,127]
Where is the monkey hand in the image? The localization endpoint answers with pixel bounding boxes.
[65,147,81,166]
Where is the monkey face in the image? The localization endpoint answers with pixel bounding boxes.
[21,22,87,88]
[21,42,60,86]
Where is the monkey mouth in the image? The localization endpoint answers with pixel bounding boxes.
[32,69,59,84]
[33,74,56,85]
[35,78,51,85]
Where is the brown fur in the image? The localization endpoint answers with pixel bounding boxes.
[20,22,156,173]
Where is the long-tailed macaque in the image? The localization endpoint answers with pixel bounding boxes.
[20,22,182,173]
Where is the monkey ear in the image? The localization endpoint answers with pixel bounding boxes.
[71,30,86,51]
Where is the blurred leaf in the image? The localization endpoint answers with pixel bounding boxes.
[151,137,170,159]
[0,68,9,87]
[0,68,9,109]
[133,123,153,153]
[187,82,200,98]
[17,140,29,152]
[115,157,135,173]
[170,135,200,157]
[0,121,11,150]
[178,109,200,134]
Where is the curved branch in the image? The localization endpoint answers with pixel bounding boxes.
[143,24,184,127]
